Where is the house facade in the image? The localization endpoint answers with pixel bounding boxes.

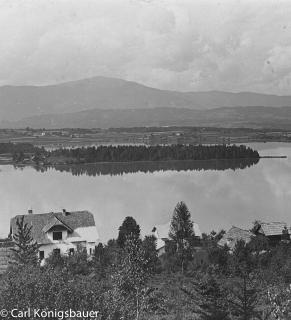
[10,210,99,262]
[252,221,291,245]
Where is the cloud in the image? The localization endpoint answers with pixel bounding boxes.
[262,45,291,92]
[0,0,291,94]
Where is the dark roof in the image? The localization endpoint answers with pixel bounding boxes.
[10,211,95,245]
[258,222,291,236]
[218,226,252,250]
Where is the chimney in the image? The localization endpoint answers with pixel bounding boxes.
[63,209,70,216]
[28,209,33,215]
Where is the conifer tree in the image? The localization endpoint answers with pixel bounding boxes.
[117,216,141,247]
[227,272,260,320]
[110,237,154,320]
[142,235,158,274]
[11,216,39,266]
[182,268,230,320]
[228,241,267,320]
[169,201,195,273]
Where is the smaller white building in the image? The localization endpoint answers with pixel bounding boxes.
[152,221,202,256]
[10,210,99,263]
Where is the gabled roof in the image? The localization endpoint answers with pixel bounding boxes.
[42,215,73,233]
[10,211,96,245]
[218,226,252,250]
[258,222,291,236]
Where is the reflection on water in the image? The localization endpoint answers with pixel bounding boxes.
[0,143,290,242]
[30,158,260,177]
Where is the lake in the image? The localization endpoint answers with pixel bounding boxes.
[1,142,290,242]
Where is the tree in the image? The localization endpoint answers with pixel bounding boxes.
[169,201,195,273]
[227,240,272,320]
[12,151,25,163]
[227,272,267,320]
[230,240,255,275]
[181,267,230,320]
[109,237,154,320]
[11,216,39,266]
[268,283,291,319]
[64,245,89,275]
[1,264,105,318]
[117,216,141,247]
[94,243,112,278]
[208,244,229,272]
[142,235,159,274]
[45,250,65,270]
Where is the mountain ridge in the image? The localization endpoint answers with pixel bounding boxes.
[1,76,291,122]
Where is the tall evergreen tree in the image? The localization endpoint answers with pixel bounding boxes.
[169,201,195,273]
[227,273,261,320]
[11,216,39,266]
[117,216,141,247]
[228,241,269,320]
[182,268,230,320]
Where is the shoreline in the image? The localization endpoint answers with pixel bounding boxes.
[0,156,278,167]
[260,155,287,158]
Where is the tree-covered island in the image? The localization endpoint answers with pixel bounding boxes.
[49,144,260,163]
[1,143,260,166]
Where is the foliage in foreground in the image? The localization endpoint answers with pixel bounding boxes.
[1,203,291,320]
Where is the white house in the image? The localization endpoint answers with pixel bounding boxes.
[10,209,99,263]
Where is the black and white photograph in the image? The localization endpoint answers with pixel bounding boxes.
[0,0,291,319]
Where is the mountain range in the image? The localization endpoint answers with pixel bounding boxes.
[1,76,291,128]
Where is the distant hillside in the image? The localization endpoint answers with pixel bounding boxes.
[4,106,291,129]
[1,76,291,122]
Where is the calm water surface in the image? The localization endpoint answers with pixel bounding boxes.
[0,142,290,242]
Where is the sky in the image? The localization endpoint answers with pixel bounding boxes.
[0,0,291,94]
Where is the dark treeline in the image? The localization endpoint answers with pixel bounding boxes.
[0,142,37,154]
[32,158,260,177]
[49,144,260,164]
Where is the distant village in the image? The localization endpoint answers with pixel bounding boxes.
[1,126,291,150]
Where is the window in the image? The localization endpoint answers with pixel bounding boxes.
[69,248,74,255]
[39,251,44,260]
[53,231,63,241]
[89,248,93,255]
[53,248,60,255]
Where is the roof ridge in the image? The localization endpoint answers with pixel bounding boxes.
[261,221,287,224]
[11,210,91,219]
[231,225,250,232]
